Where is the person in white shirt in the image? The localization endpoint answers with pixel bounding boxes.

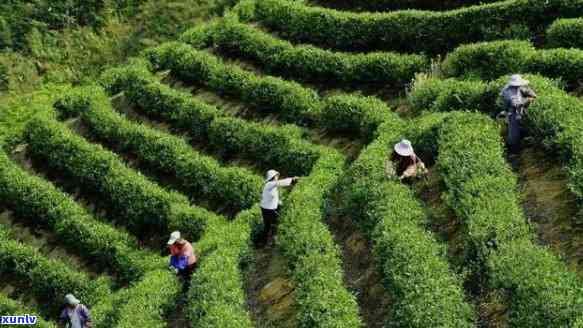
[258,169,299,246]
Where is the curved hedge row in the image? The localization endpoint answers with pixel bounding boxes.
[114,270,180,328]
[276,149,364,327]
[436,112,583,326]
[0,227,110,317]
[547,18,583,49]
[341,118,476,327]
[0,150,158,284]
[24,115,222,241]
[253,0,583,53]
[57,86,263,212]
[100,62,321,176]
[442,40,583,87]
[188,208,259,327]
[409,74,583,203]
[436,113,530,258]
[144,42,394,140]
[182,16,428,85]
[310,0,503,12]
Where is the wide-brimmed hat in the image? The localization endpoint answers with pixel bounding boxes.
[64,294,80,306]
[394,139,414,157]
[167,231,181,245]
[508,74,529,87]
[265,169,280,182]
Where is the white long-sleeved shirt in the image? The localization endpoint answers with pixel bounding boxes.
[260,178,293,210]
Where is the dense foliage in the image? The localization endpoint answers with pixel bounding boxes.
[0,150,158,283]
[341,116,476,327]
[57,85,263,212]
[442,40,583,87]
[24,115,221,240]
[182,14,428,86]
[547,17,583,49]
[253,0,583,53]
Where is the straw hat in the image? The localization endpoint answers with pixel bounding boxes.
[508,74,529,87]
[167,231,181,245]
[265,169,280,182]
[394,139,414,157]
[64,294,80,306]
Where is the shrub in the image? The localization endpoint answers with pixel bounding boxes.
[143,42,391,138]
[184,15,428,86]
[0,61,7,90]
[188,208,259,327]
[312,0,503,11]
[409,74,583,202]
[436,112,530,259]
[442,40,583,87]
[276,149,364,327]
[100,62,321,176]
[144,42,321,126]
[0,227,110,316]
[24,115,221,241]
[114,270,181,328]
[341,118,476,327]
[546,18,583,49]
[56,86,263,212]
[253,0,582,53]
[0,150,158,283]
[488,239,583,327]
[0,293,56,327]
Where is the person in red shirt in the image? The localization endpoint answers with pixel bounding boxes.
[167,231,197,290]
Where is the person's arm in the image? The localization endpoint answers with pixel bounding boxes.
[80,305,92,327]
[276,177,298,187]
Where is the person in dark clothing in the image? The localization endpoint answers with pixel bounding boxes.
[386,139,427,181]
[499,74,537,153]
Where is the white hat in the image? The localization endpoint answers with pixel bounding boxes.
[64,294,80,306]
[265,169,279,182]
[508,74,529,87]
[167,231,181,245]
[394,139,414,157]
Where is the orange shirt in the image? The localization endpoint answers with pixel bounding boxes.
[170,241,197,266]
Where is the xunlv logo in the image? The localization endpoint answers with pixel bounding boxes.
[0,315,38,325]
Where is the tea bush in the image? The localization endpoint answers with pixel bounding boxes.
[0,227,110,316]
[183,15,428,85]
[409,74,583,202]
[312,0,503,11]
[436,112,530,260]
[56,86,263,212]
[276,149,363,327]
[188,208,260,327]
[114,270,181,328]
[254,0,583,53]
[442,40,583,87]
[24,115,221,241]
[100,62,322,176]
[547,18,583,49]
[488,239,583,327]
[0,150,158,283]
[0,293,56,327]
[340,117,475,327]
[144,42,392,139]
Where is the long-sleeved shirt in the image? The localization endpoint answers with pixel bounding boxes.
[260,178,293,210]
[501,85,537,110]
[59,304,91,328]
[169,241,197,269]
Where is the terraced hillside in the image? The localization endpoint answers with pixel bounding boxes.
[1,0,583,327]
